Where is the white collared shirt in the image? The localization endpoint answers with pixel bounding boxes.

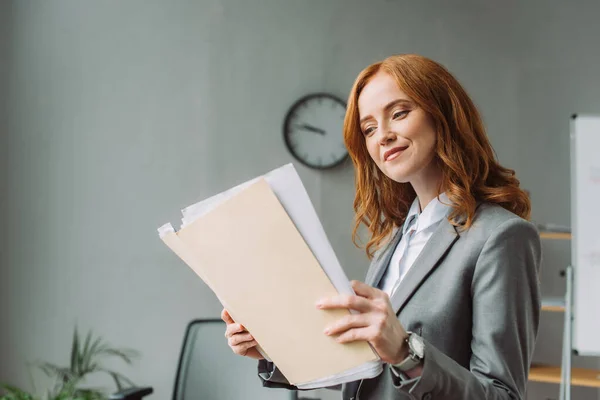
[380,192,453,296]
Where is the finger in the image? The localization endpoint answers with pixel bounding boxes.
[335,327,376,344]
[351,280,380,299]
[233,340,258,355]
[324,314,370,336]
[316,294,372,313]
[225,323,245,338]
[229,332,255,347]
[221,309,235,324]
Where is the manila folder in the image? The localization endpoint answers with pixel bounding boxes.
[160,178,379,385]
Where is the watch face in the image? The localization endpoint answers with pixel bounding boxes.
[409,334,425,357]
[283,93,348,170]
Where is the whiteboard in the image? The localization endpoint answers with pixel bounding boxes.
[570,114,600,356]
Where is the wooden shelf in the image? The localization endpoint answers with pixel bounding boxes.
[540,232,572,240]
[541,304,566,312]
[529,364,600,388]
[541,297,566,312]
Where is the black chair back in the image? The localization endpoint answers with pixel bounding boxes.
[172,319,294,400]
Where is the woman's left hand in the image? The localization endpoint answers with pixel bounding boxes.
[316,280,409,365]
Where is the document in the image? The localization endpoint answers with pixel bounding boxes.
[158,163,382,389]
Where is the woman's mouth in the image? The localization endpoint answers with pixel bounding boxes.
[384,146,408,161]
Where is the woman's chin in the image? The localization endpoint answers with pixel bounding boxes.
[382,166,411,184]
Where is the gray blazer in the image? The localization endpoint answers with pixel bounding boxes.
[259,203,542,400]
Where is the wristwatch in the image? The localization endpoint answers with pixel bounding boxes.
[392,331,425,371]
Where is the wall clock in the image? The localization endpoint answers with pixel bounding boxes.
[283,93,348,170]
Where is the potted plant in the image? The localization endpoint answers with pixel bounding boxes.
[1,327,140,400]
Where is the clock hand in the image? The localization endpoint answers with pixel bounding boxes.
[297,123,326,135]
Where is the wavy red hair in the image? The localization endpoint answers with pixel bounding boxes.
[343,54,531,259]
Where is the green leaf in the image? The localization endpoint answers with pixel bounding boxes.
[24,362,38,395]
[96,348,139,365]
[0,384,36,399]
[95,368,135,391]
[81,330,93,374]
[70,326,79,374]
[109,372,122,392]
[81,336,104,374]
[37,363,75,384]
[72,388,106,400]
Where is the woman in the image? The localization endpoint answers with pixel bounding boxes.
[222,54,541,400]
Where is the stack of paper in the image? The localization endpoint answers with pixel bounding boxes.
[157,163,382,389]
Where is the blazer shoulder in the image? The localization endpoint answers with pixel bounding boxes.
[464,203,539,243]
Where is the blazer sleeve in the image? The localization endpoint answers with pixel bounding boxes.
[391,218,542,400]
[257,359,297,390]
[257,360,343,392]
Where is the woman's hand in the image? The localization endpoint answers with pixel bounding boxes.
[316,280,409,365]
[221,308,264,360]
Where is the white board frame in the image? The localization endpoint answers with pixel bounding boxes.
[570,114,600,356]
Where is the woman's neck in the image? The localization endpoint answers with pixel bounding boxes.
[410,161,444,211]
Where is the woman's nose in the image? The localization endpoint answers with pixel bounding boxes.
[378,129,395,145]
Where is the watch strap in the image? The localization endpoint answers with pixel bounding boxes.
[392,332,423,372]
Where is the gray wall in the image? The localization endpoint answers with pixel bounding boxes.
[0,0,12,367]
[1,1,598,399]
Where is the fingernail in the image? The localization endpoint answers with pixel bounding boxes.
[323,327,330,335]
[315,301,323,308]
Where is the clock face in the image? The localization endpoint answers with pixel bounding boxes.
[283,93,348,170]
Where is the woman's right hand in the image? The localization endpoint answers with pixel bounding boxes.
[221,308,264,360]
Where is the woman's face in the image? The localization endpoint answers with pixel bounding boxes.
[358,71,438,185]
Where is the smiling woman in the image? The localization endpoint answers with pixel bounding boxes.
[344,54,531,259]
[226,54,541,400]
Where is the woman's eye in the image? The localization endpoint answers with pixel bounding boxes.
[363,126,375,135]
[393,110,409,119]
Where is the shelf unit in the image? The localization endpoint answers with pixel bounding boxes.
[532,295,600,389]
[539,232,572,240]
[529,232,600,399]
[540,296,566,313]
[529,365,600,388]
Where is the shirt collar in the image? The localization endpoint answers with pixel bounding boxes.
[402,192,453,235]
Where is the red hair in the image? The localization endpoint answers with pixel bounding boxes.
[343,54,530,259]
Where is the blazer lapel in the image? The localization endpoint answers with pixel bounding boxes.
[365,228,403,288]
[389,218,459,314]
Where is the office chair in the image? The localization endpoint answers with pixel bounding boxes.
[109,319,312,400]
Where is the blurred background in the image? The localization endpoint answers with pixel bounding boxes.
[1,0,599,399]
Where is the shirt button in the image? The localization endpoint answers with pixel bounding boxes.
[423,393,432,400]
